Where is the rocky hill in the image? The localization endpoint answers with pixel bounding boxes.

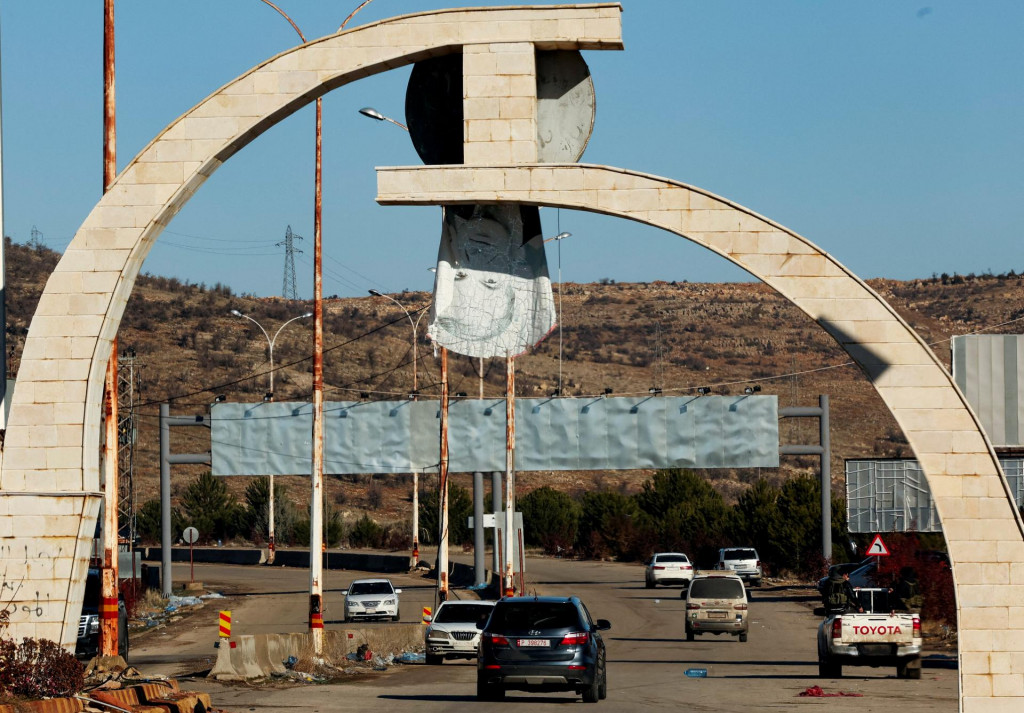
[5,239,1023,530]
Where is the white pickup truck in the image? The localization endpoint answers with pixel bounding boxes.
[816,588,922,679]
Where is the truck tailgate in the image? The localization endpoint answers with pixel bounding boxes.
[841,614,916,645]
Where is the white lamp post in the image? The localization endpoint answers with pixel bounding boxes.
[368,290,430,562]
[230,309,312,560]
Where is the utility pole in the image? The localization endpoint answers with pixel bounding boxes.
[503,356,516,596]
[779,395,832,562]
[437,347,450,601]
[277,226,303,300]
[99,0,120,658]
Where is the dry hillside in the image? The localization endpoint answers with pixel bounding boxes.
[5,239,1023,531]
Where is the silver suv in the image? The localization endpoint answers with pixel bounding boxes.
[714,547,763,587]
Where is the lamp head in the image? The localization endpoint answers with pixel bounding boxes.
[230,309,242,317]
[359,107,385,121]
[213,394,227,403]
[368,289,382,297]
[301,312,313,318]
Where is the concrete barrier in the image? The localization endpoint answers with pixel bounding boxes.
[209,626,425,680]
[141,548,411,573]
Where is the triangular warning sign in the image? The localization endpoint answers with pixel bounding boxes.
[866,534,890,557]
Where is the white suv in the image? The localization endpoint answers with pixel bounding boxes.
[424,599,495,664]
[714,547,763,587]
[644,552,695,588]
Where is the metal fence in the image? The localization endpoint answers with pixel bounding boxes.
[846,457,1024,533]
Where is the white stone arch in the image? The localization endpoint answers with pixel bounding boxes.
[376,163,1024,711]
[0,4,622,649]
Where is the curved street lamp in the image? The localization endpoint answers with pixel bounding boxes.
[545,232,572,394]
[230,308,311,564]
[367,290,429,398]
[230,309,312,399]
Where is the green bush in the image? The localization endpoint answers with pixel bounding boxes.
[135,498,184,544]
[179,472,245,543]
[520,486,580,554]
[348,514,385,548]
[575,490,639,560]
[418,484,473,546]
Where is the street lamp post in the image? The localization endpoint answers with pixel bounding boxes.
[368,290,429,563]
[544,232,572,394]
[230,309,312,561]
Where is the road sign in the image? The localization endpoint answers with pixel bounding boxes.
[183,527,199,544]
[219,611,231,638]
[866,534,890,556]
[422,606,432,624]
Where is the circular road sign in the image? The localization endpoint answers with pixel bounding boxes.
[183,527,199,544]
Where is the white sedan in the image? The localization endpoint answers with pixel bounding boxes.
[645,552,695,588]
[424,599,495,664]
[343,578,402,622]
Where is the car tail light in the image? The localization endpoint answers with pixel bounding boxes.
[913,617,921,636]
[686,603,701,610]
[560,632,589,646]
[831,618,843,639]
[485,633,509,646]
[733,603,748,610]
[682,564,692,570]
[484,664,502,670]
[568,665,586,670]
[652,566,665,570]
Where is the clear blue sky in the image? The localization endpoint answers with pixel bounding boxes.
[2,1,1021,299]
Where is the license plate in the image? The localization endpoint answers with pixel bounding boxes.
[517,639,550,648]
[365,609,377,615]
[708,611,727,619]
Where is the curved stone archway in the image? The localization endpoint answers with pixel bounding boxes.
[0,4,623,649]
[0,1,1019,707]
[376,163,1024,711]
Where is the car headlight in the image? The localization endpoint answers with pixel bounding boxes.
[347,601,362,609]
[89,617,100,634]
[426,628,450,640]
[383,598,396,606]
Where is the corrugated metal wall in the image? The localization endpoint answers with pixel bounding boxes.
[210,395,779,475]
[846,457,1024,533]
[952,334,1024,447]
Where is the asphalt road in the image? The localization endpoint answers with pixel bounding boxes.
[130,556,959,712]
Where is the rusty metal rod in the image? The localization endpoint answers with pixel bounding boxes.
[438,347,450,601]
[504,356,516,596]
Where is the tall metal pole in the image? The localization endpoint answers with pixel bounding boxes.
[309,94,325,653]
[473,471,485,586]
[503,356,516,596]
[159,404,172,598]
[0,12,6,428]
[437,347,450,601]
[491,472,501,577]
[820,394,832,562]
[100,0,120,658]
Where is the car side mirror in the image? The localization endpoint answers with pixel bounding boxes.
[341,590,348,595]
[423,614,432,623]
[594,619,611,631]
[394,589,403,594]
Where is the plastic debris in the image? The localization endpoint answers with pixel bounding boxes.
[200,592,226,600]
[395,652,425,664]
[284,655,298,669]
[798,686,863,697]
[684,668,707,678]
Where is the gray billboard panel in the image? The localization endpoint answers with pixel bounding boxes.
[211,395,779,476]
[952,334,1024,447]
[846,457,1024,533]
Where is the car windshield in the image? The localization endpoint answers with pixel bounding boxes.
[489,602,579,631]
[435,603,492,624]
[655,554,688,563]
[690,578,745,599]
[349,581,393,595]
[724,549,757,560]
[856,589,894,614]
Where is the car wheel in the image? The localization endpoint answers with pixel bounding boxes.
[739,632,748,643]
[818,657,841,678]
[645,579,655,589]
[477,679,504,701]
[598,657,608,700]
[426,654,443,665]
[392,610,400,622]
[582,669,601,703]
[685,626,695,642]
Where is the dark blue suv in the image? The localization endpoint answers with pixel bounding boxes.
[477,596,610,703]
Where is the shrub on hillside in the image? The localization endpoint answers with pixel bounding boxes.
[520,486,580,555]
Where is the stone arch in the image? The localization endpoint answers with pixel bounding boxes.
[376,163,1024,710]
[0,4,622,648]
